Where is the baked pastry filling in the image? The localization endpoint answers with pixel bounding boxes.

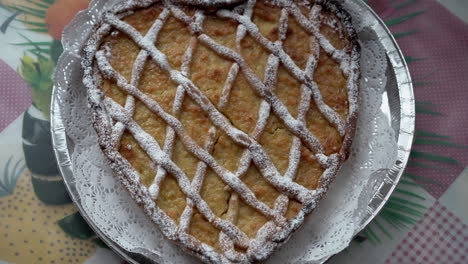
[83,0,359,262]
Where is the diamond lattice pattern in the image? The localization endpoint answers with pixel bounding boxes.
[91,0,357,261]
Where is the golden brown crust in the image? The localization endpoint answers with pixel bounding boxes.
[83,0,360,262]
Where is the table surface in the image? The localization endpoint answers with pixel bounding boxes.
[0,0,467,263]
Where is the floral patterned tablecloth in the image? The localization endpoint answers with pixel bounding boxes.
[0,0,467,263]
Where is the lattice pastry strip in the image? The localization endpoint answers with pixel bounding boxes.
[82,0,360,262]
[98,13,314,206]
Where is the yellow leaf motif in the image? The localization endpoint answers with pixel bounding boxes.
[0,169,96,263]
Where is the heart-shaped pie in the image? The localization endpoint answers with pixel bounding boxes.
[82,0,360,262]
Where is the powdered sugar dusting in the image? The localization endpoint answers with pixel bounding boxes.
[100,11,315,204]
[81,0,360,262]
[149,35,197,200]
[110,9,170,151]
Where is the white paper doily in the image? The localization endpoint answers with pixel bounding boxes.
[51,0,414,263]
